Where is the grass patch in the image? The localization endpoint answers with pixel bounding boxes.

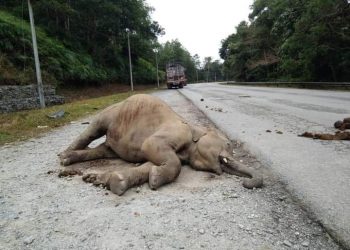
[0,90,150,145]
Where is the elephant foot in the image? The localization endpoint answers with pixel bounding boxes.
[108,172,129,196]
[149,173,162,190]
[149,166,170,190]
[59,151,78,166]
[82,172,110,188]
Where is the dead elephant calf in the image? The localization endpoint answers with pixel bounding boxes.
[59,94,263,195]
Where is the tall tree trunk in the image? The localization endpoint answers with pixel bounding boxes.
[67,0,71,32]
[56,12,59,29]
[330,64,338,82]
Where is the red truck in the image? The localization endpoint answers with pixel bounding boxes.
[166,62,187,89]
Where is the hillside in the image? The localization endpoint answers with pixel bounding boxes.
[0,0,164,87]
[0,10,109,86]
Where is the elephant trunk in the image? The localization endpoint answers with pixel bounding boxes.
[219,155,263,189]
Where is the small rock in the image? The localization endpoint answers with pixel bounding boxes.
[198,229,205,234]
[276,131,283,134]
[283,240,292,247]
[24,236,35,245]
[37,125,49,129]
[266,130,272,133]
[278,196,287,201]
[301,241,309,247]
[47,110,65,119]
[230,193,239,198]
[205,106,208,108]
[200,98,204,101]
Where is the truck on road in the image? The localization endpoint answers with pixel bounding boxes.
[166,62,187,89]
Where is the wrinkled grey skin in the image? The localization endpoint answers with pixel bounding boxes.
[59,94,262,195]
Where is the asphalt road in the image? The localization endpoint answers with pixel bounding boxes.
[180,83,350,248]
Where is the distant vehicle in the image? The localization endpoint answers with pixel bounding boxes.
[166,62,187,89]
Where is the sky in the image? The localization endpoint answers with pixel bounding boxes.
[146,0,254,62]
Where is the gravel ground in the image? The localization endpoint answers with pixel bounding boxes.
[0,90,342,250]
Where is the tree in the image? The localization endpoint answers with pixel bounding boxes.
[0,0,165,86]
[220,0,350,82]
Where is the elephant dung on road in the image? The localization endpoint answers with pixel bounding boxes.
[59,94,263,195]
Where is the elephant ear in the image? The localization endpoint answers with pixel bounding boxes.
[191,126,207,142]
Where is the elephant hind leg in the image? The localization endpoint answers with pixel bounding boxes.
[59,143,117,166]
[83,162,152,196]
[108,162,152,195]
[141,136,182,190]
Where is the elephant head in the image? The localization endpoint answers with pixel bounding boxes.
[189,127,263,189]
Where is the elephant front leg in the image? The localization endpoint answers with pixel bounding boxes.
[59,143,117,166]
[83,162,152,196]
[64,119,106,152]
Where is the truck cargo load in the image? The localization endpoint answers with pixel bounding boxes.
[166,62,187,89]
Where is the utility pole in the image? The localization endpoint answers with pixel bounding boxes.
[28,0,45,108]
[207,64,210,82]
[153,49,160,88]
[126,29,134,91]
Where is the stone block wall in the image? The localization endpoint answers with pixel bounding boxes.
[0,85,65,113]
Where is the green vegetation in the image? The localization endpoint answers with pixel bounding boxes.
[1,0,162,86]
[0,1,204,86]
[0,90,150,145]
[0,10,106,85]
[220,0,350,82]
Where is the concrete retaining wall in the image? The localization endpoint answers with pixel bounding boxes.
[0,85,65,113]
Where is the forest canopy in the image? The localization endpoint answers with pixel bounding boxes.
[2,0,348,86]
[0,0,200,86]
[220,0,350,82]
